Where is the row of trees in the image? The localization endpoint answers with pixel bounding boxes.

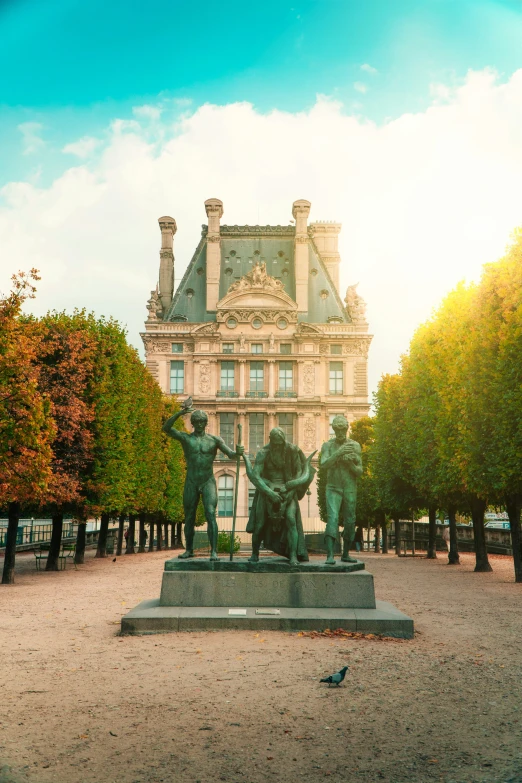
[1,271,186,584]
[350,231,522,582]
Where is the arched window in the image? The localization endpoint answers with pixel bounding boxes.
[218,475,234,517]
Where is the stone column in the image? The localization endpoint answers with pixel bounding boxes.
[205,198,223,312]
[158,216,177,314]
[239,359,246,397]
[268,359,275,397]
[186,359,194,396]
[292,199,311,313]
[209,359,218,397]
[208,411,217,436]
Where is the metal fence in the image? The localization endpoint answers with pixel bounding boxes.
[0,519,76,548]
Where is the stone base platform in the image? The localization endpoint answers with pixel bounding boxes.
[121,557,413,637]
[160,557,374,609]
[120,599,413,637]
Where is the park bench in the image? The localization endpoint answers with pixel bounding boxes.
[34,543,77,571]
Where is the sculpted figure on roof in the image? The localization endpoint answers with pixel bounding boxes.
[228,261,285,294]
[344,283,367,322]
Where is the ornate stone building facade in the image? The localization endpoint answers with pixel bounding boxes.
[142,198,372,521]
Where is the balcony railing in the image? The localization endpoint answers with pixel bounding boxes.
[217,390,239,397]
[246,391,268,398]
[275,390,297,398]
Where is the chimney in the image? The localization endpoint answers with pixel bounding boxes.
[205,198,223,312]
[309,221,342,291]
[292,199,311,312]
[158,216,177,314]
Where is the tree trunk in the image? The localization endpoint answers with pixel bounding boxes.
[506,494,522,583]
[148,519,154,552]
[165,522,170,549]
[126,514,136,554]
[138,513,146,553]
[1,501,20,584]
[116,514,125,557]
[381,513,388,554]
[156,518,163,551]
[175,522,183,548]
[95,512,110,558]
[374,524,381,553]
[448,506,460,565]
[470,496,492,572]
[46,512,64,571]
[75,521,86,565]
[427,505,437,559]
[394,517,401,556]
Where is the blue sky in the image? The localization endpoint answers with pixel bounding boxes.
[2,0,522,186]
[2,0,522,391]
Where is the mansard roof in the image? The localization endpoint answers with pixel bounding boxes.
[164,224,349,324]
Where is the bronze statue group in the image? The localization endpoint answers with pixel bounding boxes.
[163,404,362,565]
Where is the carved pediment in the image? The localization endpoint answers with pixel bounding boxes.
[190,322,219,335]
[295,323,324,336]
[217,261,297,312]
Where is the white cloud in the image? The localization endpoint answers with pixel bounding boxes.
[353,82,368,94]
[18,122,45,155]
[133,104,163,121]
[360,63,378,75]
[3,69,522,396]
[62,136,100,158]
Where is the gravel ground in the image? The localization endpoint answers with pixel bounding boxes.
[0,547,521,783]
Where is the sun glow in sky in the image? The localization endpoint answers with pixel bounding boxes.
[2,0,522,393]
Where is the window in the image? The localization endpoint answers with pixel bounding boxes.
[250,361,264,391]
[219,413,235,451]
[222,343,234,354]
[252,318,263,329]
[279,361,293,391]
[170,361,184,394]
[251,344,263,354]
[248,481,257,512]
[218,475,234,517]
[278,413,294,443]
[277,318,288,330]
[220,361,235,391]
[226,318,237,329]
[249,413,265,456]
[329,362,343,395]
[330,345,342,355]
[172,343,183,353]
[280,344,292,355]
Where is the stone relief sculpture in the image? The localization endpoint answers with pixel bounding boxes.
[227,261,285,294]
[199,364,211,394]
[303,364,315,395]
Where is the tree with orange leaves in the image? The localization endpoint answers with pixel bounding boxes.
[0,271,54,584]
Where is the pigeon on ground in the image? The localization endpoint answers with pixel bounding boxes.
[320,666,349,687]
[112,558,117,562]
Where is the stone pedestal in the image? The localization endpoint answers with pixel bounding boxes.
[121,557,414,637]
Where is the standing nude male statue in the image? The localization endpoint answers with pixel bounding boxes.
[320,415,363,564]
[163,404,244,561]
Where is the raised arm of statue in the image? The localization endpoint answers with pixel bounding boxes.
[162,410,189,443]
